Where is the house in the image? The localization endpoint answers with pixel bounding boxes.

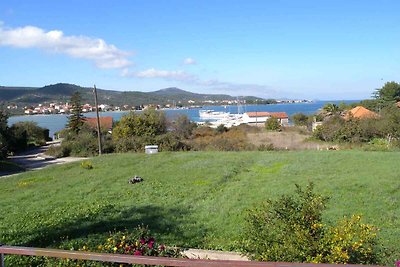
[270,112,289,126]
[243,112,289,126]
[83,116,113,132]
[344,106,378,120]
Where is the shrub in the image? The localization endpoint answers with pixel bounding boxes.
[241,183,327,262]
[316,215,381,264]
[80,161,93,170]
[45,145,71,158]
[265,117,281,131]
[291,113,309,126]
[241,183,382,264]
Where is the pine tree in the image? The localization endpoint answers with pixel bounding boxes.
[67,92,85,134]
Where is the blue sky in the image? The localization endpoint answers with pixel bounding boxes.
[0,1,399,100]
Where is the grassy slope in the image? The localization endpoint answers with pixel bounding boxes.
[0,151,399,264]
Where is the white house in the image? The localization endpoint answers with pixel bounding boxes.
[243,112,289,126]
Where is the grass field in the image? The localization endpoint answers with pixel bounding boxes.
[0,151,399,265]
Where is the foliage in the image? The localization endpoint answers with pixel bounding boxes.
[314,106,400,148]
[113,109,167,141]
[0,151,399,265]
[241,183,328,262]
[0,107,10,158]
[316,215,381,264]
[373,81,400,102]
[265,117,281,131]
[216,124,228,134]
[241,183,382,264]
[8,121,50,152]
[190,126,256,151]
[80,161,93,170]
[170,114,197,139]
[53,125,114,157]
[291,113,309,126]
[67,91,85,134]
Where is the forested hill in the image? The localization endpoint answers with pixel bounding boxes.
[0,83,267,106]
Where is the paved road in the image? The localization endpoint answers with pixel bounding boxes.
[1,141,87,177]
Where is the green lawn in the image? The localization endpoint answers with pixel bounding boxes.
[0,151,399,265]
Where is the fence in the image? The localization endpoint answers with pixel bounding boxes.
[0,245,392,267]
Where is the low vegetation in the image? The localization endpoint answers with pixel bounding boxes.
[0,151,399,265]
[242,183,381,264]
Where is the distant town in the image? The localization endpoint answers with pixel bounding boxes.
[6,99,313,115]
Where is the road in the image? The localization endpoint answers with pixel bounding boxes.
[1,141,87,177]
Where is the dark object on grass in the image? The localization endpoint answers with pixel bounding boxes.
[128,175,143,184]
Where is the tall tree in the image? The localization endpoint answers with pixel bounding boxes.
[0,107,10,158]
[67,92,85,134]
[374,81,400,102]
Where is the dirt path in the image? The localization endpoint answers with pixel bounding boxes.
[1,141,86,177]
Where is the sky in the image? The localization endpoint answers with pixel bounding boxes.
[0,0,399,100]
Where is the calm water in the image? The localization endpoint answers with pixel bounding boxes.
[8,100,359,138]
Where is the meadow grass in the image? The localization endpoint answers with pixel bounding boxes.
[0,151,399,264]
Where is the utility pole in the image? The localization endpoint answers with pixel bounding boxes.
[93,84,102,155]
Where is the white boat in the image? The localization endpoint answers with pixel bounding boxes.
[199,110,230,119]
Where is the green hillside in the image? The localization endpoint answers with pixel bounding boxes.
[0,83,266,107]
[0,151,398,265]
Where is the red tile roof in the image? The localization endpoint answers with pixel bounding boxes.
[84,116,113,130]
[245,112,288,119]
[270,112,289,119]
[344,106,378,120]
[245,112,271,117]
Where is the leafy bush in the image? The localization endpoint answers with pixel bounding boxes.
[80,161,93,170]
[46,144,71,158]
[8,121,50,152]
[113,109,167,142]
[190,127,256,151]
[241,183,382,264]
[54,126,114,157]
[291,113,310,126]
[316,215,381,264]
[265,117,281,131]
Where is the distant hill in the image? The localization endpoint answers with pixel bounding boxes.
[0,83,267,107]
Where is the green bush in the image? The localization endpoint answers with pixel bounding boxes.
[8,121,50,152]
[265,117,281,131]
[80,161,93,170]
[241,183,382,264]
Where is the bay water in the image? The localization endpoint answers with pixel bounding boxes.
[8,100,359,138]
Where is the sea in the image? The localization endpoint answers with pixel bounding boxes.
[8,100,359,138]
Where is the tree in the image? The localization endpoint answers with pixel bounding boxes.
[265,117,281,131]
[67,92,85,134]
[113,108,167,141]
[373,81,400,102]
[291,113,309,126]
[170,114,197,139]
[0,108,10,158]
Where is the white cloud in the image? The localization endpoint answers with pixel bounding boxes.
[0,22,132,69]
[122,68,196,81]
[183,57,196,65]
[122,67,278,97]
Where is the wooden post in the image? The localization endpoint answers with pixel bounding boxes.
[93,85,102,155]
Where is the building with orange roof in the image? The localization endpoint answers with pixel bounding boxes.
[344,106,378,120]
[84,116,113,132]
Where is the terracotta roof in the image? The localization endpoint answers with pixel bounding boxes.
[270,112,289,119]
[344,106,378,120]
[84,116,113,130]
[245,112,271,117]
